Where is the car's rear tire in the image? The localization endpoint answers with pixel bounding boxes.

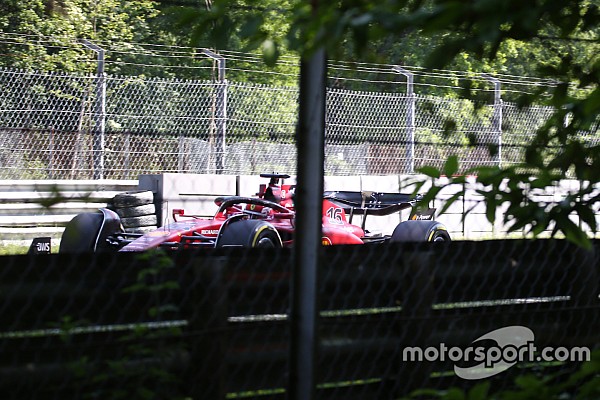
[217,219,282,248]
[390,220,451,242]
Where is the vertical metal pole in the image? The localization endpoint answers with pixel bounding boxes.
[482,74,502,167]
[49,127,54,179]
[393,66,415,173]
[202,49,227,174]
[215,79,227,174]
[289,47,327,400]
[178,133,185,172]
[125,132,131,178]
[81,40,106,179]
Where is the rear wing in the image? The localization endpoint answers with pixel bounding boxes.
[323,191,436,225]
[323,191,417,216]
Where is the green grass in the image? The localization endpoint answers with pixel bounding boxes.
[0,243,30,255]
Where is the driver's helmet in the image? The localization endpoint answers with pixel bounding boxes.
[263,186,281,203]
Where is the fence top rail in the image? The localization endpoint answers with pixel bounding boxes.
[0,180,139,192]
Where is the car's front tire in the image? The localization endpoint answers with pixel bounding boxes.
[59,209,124,253]
[216,219,283,248]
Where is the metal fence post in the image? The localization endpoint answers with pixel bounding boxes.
[290,47,327,400]
[81,40,106,179]
[392,66,415,173]
[482,74,503,167]
[202,49,227,174]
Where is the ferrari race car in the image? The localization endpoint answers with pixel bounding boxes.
[58,173,450,253]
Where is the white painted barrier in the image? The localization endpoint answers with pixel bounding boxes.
[0,180,138,240]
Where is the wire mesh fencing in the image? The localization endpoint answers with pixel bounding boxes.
[0,240,599,399]
[1,61,596,180]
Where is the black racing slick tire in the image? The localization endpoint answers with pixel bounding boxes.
[390,220,451,243]
[115,204,156,218]
[111,191,157,232]
[217,219,283,248]
[112,191,154,208]
[121,214,158,228]
[126,225,158,234]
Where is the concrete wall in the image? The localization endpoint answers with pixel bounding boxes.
[139,173,238,228]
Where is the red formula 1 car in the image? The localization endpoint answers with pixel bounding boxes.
[58,173,450,253]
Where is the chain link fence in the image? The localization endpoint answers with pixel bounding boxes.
[1,241,599,399]
[1,61,596,180]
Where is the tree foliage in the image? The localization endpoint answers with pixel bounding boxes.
[0,0,161,73]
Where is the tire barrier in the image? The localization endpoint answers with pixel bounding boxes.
[110,191,158,233]
[112,190,154,208]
